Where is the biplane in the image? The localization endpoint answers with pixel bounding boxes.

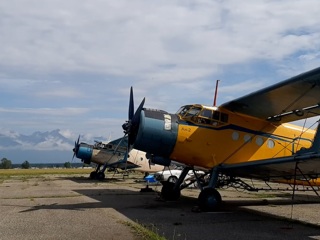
[122,66,320,211]
[72,136,164,180]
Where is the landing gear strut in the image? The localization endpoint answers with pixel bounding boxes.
[89,164,106,181]
[160,167,191,201]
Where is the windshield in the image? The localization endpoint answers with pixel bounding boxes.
[177,105,229,126]
[176,105,201,118]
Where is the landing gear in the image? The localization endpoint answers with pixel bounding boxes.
[197,167,222,211]
[89,164,106,181]
[161,182,181,201]
[90,171,97,179]
[159,166,223,211]
[97,172,105,181]
[167,176,178,183]
[198,188,222,211]
[160,167,191,201]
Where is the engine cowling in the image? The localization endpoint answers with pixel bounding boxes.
[133,109,178,158]
[77,143,93,164]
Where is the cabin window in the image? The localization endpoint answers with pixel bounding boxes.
[267,139,275,149]
[212,111,228,123]
[211,111,229,125]
[232,132,239,141]
[256,137,264,146]
[221,113,228,123]
[200,109,212,118]
[212,111,220,120]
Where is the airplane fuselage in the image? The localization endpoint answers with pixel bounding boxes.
[133,104,314,170]
[76,142,164,173]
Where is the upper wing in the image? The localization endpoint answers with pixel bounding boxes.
[108,136,128,148]
[221,67,320,123]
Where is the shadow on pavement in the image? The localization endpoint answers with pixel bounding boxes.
[14,187,320,240]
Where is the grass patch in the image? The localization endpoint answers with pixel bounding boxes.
[122,220,166,240]
[0,168,92,177]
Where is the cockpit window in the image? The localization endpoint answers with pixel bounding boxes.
[176,105,201,118]
[185,107,201,117]
[177,105,229,127]
[176,106,191,117]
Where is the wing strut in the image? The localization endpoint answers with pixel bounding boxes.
[297,119,320,154]
[292,161,320,198]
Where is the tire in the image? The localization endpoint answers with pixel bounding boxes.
[198,188,222,212]
[90,171,97,179]
[161,182,180,201]
[97,172,105,181]
[167,176,178,183]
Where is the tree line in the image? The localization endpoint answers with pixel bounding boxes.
[0,158,73,169]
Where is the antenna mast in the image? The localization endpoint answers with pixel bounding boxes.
[213,80,220,107]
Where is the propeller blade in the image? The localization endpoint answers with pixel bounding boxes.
[129,86,134,121]
[122,87,145,147]
[132,97,145,125]
[128,97,145,146]
[72,135,80,160]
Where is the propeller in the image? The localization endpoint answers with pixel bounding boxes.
[122,87,145,147]
[72,135,80,160]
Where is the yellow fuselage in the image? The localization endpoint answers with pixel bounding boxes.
[169,108,314,169]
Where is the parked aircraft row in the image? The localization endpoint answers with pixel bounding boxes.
[72,136,165,180]
[74,66,320,211]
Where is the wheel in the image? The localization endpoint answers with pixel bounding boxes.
[90,171,97,179]
[97,172,105,181]
[161,182,181,201]
[167,176,178,183]
[198,188,222,212]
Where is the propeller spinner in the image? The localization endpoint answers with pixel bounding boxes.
[122,87,145,147]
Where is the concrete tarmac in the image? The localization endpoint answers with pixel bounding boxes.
[1,173,320,240]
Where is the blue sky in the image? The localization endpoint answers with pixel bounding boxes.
[0,0,320,148]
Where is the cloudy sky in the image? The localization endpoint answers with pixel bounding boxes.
[1,0,320,143]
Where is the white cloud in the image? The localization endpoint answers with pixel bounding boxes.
[0,107,89,116]
[35,88,83,98]
[1,0,319,79]
[0,0,320,143]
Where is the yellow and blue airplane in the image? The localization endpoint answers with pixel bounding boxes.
[122,67,320,211]
[72,136,165,180]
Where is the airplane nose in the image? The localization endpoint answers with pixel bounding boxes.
[76,144,93,161]
[134,109,178,158]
